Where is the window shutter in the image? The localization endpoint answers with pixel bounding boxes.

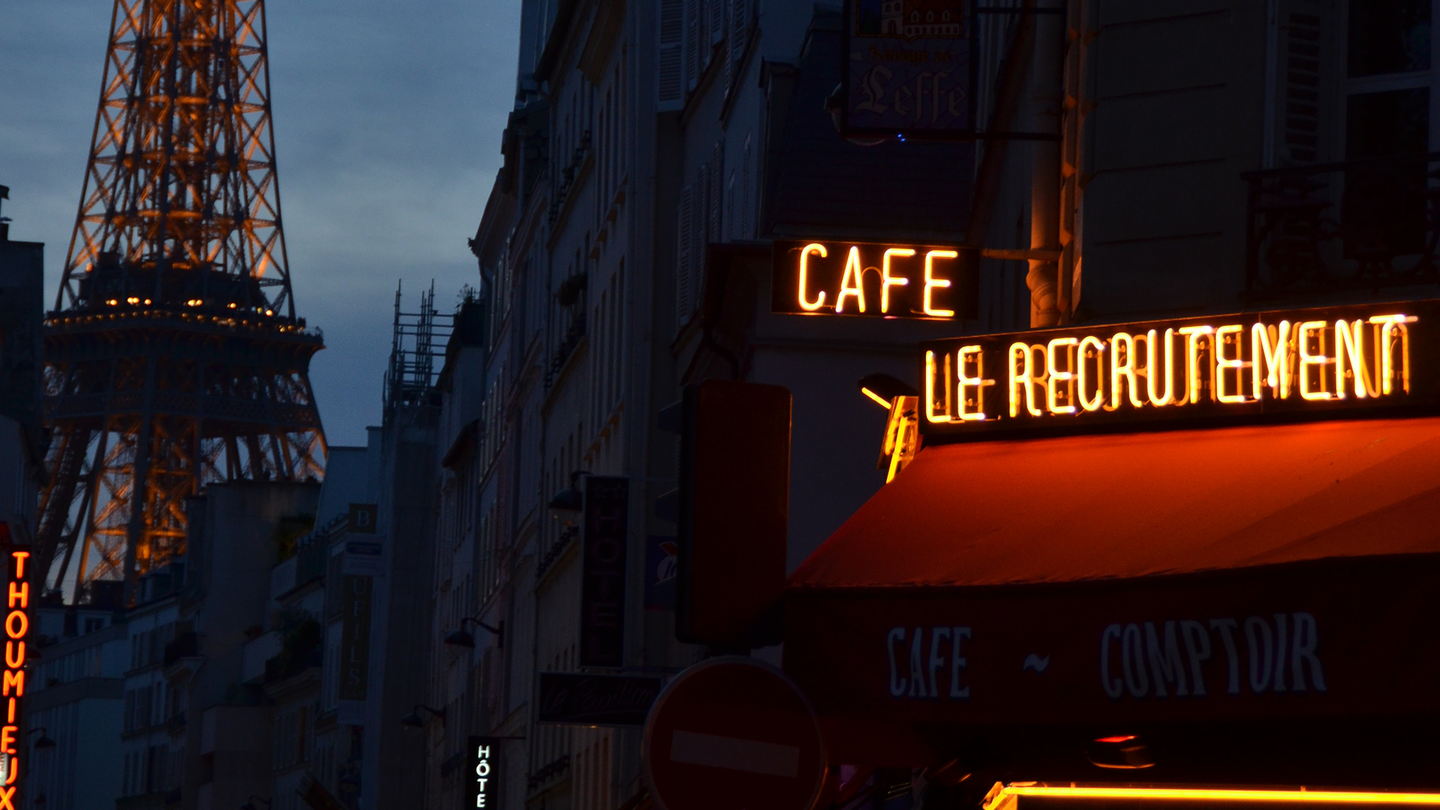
[676,185,693,324]
[732,0,748,63]
[1282,11,1322,164]
[686,0,700,91]
[1272,0,1339,165]
[658,0,684,110]
[726,172,735,241]
[710,142,723,241]
[710,0,725,46]
[741,139,751,238]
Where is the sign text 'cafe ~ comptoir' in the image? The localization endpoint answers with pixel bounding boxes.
[769,297,1440,806]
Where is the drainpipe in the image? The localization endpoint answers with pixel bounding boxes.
[1026,0,1064,328]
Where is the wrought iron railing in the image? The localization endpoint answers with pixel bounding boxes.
[1245,151,1440,298]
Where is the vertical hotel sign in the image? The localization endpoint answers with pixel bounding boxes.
[469,736,496,809]
[0,522,26,808]
[580,476,629,668]
[338,503,378,725]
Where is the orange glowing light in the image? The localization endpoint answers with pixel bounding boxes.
[881,248,914,313]
[861,387,892,409]
[923,250,957,317]
[988,785,1440,807]
[925,350,951,423]
[796,243,828,311]
[956,345,994,421]
[835,246,867,313]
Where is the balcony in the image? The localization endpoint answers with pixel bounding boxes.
[162,631,198,668]
[1245,151,1440,299]
[544,313,586,390]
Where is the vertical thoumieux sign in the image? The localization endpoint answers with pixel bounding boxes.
[580,477,629,669]
[0,522,28,808]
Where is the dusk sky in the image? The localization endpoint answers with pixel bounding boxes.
[0,0,522,446]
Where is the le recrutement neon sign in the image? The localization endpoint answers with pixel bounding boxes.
[918,303,1440,438]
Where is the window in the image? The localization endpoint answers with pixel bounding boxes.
[1341,0,1438,253]
[1344,0,1436,156]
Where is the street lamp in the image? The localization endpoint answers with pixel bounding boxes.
[30,727,55,750]
[443,616,505,650]
[400,704,446,728]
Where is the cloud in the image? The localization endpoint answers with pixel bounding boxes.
[0,0,521,445]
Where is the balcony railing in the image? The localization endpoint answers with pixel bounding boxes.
[1245,151,1440,298]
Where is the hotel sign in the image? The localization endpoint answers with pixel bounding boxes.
[772,240,978,319]
[469,736,497,809]
[580,476,629,669]
[919,302,1440,438]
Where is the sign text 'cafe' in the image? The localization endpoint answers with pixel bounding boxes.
[772,239,979,319]
[918,302,1440,437]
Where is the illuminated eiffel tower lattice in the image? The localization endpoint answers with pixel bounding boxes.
[37,0,325,602]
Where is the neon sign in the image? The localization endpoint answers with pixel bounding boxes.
[772,240,978,319]
[470,736,495,809]
[918,302,1440,438]
[0,523,25,810]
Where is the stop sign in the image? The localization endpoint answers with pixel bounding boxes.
[642,657,827,810]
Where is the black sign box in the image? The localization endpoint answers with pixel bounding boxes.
[918,300,1440,440]
[536,671,663,727]
[580,476,629,668]
[772,239,978,319]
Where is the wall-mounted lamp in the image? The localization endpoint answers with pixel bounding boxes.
[400,704,447,729]
[548,470,588,516]
[444,616,505,650]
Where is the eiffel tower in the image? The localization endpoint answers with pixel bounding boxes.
[37,0,325,602]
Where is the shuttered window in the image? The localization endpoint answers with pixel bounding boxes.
[658,0,684,109]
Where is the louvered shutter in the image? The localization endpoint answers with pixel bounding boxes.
[740,139,751,239]
[710,0,724,46]
[710,142,723,241]
[731,0,747,63]
[1274,0,1338,165]
[676,186,693,324]
[686,0,700,91]
[658,0,684,110]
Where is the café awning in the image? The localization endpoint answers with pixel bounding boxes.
[790,416,1440,590]
[782,417,1440,781]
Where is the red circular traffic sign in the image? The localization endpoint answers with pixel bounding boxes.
[642,657,827,810]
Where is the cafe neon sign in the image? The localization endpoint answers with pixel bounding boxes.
[772,240,978,319]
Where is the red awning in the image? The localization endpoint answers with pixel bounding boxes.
[781,417,1440,781]
[790,416,1440,590]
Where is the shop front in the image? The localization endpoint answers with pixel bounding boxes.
[781,301,1440,805]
